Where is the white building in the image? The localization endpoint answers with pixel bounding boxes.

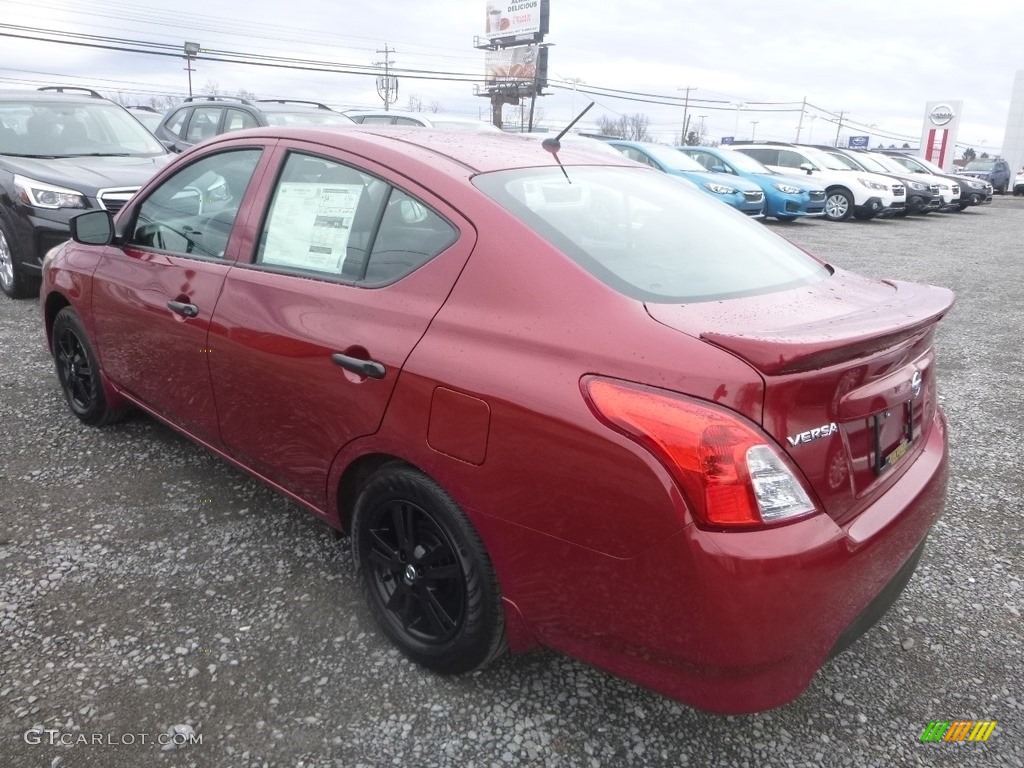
[1003,71,1024,178]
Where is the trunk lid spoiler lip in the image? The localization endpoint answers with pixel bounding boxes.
[647,277,955,376]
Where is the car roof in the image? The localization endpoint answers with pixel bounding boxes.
[0,89,113,105]
[201,125,637,174]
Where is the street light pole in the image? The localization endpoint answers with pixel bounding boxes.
[750,120,759,140]
[183,41,200,98]
[732,102,745,135]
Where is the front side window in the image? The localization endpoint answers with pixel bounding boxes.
[740,148,778,166]
[185,107,223,143]
[130,149,262,258]
[777,149,811,169]
[164,109,189,138]
[474,166,830,303]
[256,152,455,284]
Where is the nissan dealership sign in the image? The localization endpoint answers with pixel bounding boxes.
[928,103,956,126]
[920,100,962,171]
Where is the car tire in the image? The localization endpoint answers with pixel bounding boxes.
[823,189,854,222]
[0,219,41,299]
[998,181,1008,194]
[352,464,507,675]
[51,307,126,427]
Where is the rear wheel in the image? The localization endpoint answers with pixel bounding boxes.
[352,464,506,674]
[0,220,40,299]
[52,307,125,426]
[823,189,853,222]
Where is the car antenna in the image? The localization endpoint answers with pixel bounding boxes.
[542,101,594,182]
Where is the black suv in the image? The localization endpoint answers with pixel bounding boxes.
[0,87,170,298]
[154,97,355,152]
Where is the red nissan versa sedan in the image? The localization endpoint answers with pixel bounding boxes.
[40,126,953,714]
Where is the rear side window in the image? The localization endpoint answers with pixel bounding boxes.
[474,167,829,303]
[740,148,777,165]
[256,152,456,284]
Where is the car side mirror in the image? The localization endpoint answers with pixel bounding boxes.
[70,210,115,245]
[799,162,814,174]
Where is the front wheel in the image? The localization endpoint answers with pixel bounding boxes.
[52,307,125,426]
[352,465,506,674]
[823,189,853,221]
[0,219,40,299]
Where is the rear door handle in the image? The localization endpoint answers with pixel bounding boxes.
[167,300,199,318]
[331,353,386,380]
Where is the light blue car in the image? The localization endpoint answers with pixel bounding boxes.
[607,140,765,217]
[676,145,828,221]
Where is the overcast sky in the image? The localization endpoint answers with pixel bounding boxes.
[1,0,1020,154]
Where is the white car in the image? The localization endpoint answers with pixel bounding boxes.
[731,143,905,222]
[880,153,987,210]
[1014,168,1024,196]
[346,109,502,132]
[857,151,961,212]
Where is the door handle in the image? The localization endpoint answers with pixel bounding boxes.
[167,300,199,318]
[331,353,386,380]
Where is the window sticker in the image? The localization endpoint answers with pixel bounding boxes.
[261,182,363,273]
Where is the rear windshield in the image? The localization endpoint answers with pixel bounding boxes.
[473,166,830,303]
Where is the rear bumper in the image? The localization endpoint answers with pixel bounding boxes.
[499,408,949,714]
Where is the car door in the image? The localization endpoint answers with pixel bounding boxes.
[207,144,475,509]
[89,144,271,444]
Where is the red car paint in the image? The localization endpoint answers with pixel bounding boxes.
[41,127,953,713]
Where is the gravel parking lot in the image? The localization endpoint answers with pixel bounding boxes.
[2,199,1021,768]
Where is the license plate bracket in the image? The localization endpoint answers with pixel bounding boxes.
[872,400,914,475]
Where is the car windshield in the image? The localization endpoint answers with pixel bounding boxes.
[0,100,165,157]
[824,152,862,171]
[712,147,772,174]
[868,153,914,174]
[801,146,853,171]
[630,143,706,172]
[474,166,829,303]
[963,160,995,171]
[848,153,889,173]
[263,111,354,126]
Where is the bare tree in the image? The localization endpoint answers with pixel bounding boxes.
[407,94,425,112]
[595,113,650,141]
[237,89,257,102]
[428,100,442,113]
[201,80,221,97]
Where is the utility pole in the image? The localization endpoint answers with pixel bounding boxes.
[794,96,807,142]
[564,76,584,119]
[679,86,696,145]
[375,44,398,111]
[750,120,759,140]
[834,110,846,147]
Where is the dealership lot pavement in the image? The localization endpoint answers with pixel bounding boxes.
[1,199,1021,768]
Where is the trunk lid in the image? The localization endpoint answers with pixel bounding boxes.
[645,269,954,523]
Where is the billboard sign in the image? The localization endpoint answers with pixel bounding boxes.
[720,136,734,145]
[848,135,869,148]
[485,1,542,39]
[484,45,547,88]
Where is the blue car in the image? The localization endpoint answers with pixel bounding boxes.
[607,140,765,217]
[677,145,827,221]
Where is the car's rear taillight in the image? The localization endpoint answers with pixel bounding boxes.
[583,377,817,529]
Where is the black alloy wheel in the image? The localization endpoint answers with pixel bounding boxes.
[51,307,124,426]
[352,465,506,674]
